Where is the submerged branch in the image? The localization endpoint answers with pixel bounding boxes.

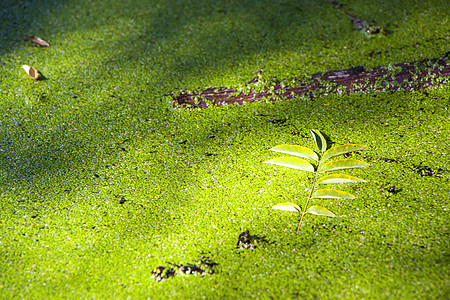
[171,56,450,108]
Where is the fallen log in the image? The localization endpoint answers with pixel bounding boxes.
[171,55,450,108]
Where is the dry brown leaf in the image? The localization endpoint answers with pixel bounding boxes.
[22,65,42,79]
[23,35,50,47]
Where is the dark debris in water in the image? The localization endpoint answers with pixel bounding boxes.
[384,185,402,198]
[382,158,398,163]
[236,230,274,249]
[23,35,51,47]
[267,118,287,124]
[151,266,176,282]
[114,194,126,204]
[379,158,444,178]
[256,114,289,126]
[329,0,387,37]
[172,57,450,108]
[414,166,443,178]
[151,257,217,282]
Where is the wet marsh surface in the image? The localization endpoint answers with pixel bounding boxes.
[0,0,449,298]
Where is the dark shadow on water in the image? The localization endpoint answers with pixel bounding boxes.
[0,0,71,56]
[0,0,326,190]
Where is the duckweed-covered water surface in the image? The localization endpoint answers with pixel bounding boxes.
[0,0,449,298]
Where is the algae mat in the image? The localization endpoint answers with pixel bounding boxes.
[0,0,449,298]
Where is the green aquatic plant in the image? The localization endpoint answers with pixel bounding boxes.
[265,130,369,233]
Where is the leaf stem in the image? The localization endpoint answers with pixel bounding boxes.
[297,158,322,233]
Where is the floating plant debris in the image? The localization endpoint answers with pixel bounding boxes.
[151,257,217,282]
[23,35,50,47]
[382,158,398,163]
[172,58,450,108]
[378,157,444,178]
[414,166,443,178]
[385,185,402,198]
[328,0,387,37]
[236,230,274,249]
[22,65,42,80]
[151,266,176,282]
[115,195,126,204]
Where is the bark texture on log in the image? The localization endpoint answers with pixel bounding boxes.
[172,57,450,108]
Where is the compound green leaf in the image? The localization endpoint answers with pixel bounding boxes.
[317,174,367,184]
[312,189,356,199]
[269,144,319,161]
[265,157,315,172]
[310,129,327,153]
[322,144,368,161]
[307,205,336,217]
[319,159,369,172]
[272,202,301,212]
